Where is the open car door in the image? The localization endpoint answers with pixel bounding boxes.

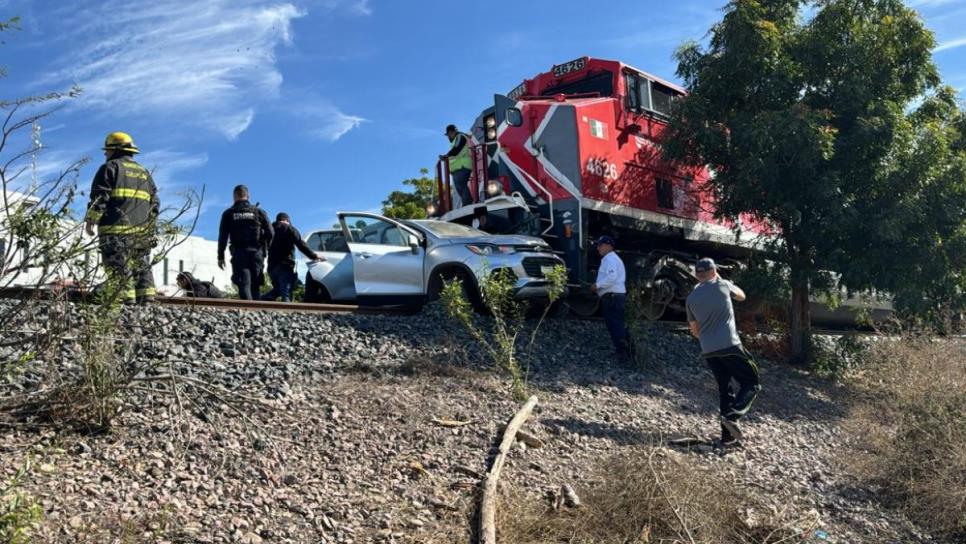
[337,212,425,304]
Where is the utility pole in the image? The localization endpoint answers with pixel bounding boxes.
[30,121,41,193]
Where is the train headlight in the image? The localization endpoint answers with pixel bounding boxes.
[486,127,497,140]
[426,203,438,216]
[486,180,503,196]
[485,115,497,128]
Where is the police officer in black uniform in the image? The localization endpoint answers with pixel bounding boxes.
[262,212,321,302]
[84,132,159,305]
[217,185,273,300]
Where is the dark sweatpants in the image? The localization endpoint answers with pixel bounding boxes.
[703,345,761,441]
[231,250,264,300]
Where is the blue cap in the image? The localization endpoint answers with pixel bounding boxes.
[594,235,616,247]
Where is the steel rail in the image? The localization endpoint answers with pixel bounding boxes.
[0,287,406,315]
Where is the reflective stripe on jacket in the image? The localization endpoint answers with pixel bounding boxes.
[448,132,473,171]
[86,156,159,233]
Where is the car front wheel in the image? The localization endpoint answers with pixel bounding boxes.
[304,272,327,303]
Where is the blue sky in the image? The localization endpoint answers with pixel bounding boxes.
[2,0,965,239]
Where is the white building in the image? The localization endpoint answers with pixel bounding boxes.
[154,235,232,295]
[2,190,231,295]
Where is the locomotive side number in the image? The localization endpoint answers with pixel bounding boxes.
[587,158,618,180]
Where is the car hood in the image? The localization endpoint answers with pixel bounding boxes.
[432,235,550,248]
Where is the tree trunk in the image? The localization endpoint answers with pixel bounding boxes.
[789,276,812,364]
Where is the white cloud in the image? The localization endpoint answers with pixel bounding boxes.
[350,0,373,16]
[935,36,966,52]
[41,1,304,140]
[284,93,367,142]
[311,0,373,15]
[138,149,209,186]
[310,110,367,142]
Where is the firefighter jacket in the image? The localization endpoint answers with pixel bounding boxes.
[266,221,316,271]
[85,155,159,235]
[217,200,273,258]
[445,132,472,171]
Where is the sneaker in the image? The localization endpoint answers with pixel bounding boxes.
[720,417,743,442]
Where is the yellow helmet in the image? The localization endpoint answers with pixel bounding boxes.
[102,131,139,154]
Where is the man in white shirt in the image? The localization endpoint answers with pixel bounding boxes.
[590,235,630,358]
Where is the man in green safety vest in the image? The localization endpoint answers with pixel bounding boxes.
[439,124,473,207]
[85,132,160,305]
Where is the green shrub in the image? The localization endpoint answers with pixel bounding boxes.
[441,264,566,399]
[1,460,43,544]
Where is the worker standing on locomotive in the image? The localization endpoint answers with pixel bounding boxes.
[590,235,631,359]
[686,258,760,452]
[262,212,322,302]
[439,124,473,208]
[217,185,273,300]
[84,131,160,305]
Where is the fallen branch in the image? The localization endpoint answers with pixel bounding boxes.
[479,395,538,544]
[432,417,472,427]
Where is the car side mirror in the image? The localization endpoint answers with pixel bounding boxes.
[408,234,420,254]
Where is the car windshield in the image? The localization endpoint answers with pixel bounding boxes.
[408,221,485,238]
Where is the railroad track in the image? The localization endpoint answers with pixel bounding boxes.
[0,286,884,334]
[0,287,404,315]
[155,296,406,314]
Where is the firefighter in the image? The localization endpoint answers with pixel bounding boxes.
[439,124,473,207]
[686,258,760,452]
[217,185,273,300]
[84,132,159,305]
[176,271,225,299]
[262,212,322,302]
[590,235,631,359]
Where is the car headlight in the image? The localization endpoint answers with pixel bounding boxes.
[466,244,515,255]
[486,180,503,196]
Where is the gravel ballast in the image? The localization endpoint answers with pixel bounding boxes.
[0,302,944,543]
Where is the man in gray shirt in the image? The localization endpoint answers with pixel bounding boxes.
[686,258,761,450]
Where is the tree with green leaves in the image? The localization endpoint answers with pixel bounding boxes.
[839,87,966,331]
[664,0,945,360]
[381,168,435,219]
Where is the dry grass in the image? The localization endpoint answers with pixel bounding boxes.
[497,449,811,544]
[845,339,966,541]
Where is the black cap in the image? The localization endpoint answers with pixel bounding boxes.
[276,212,290,222]
[445,124,457,134]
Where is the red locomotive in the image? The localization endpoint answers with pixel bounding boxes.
[434,57,768,318]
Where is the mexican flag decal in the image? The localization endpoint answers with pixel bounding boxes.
[589,118,607,139]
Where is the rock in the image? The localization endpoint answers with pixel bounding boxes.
[239,532,263,544]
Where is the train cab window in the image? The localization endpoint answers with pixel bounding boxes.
[656,178,675,209]
[624,72,652,115]
[625,74,641,111]
[650,81,678,117]
[541,71,614,97]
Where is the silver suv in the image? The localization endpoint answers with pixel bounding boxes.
[303,212,565,309]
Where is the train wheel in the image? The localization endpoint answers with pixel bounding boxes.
[639,278,675,321]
